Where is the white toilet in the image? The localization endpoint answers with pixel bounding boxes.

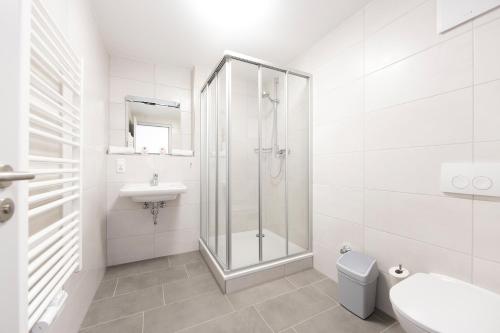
[390,273,500,333]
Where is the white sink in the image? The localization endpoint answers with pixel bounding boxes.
[119,182,187,203]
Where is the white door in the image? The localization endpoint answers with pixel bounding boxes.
[0,0,31,331]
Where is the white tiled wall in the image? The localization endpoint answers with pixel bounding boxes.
[106,57,202,265]
[292,0,500,315]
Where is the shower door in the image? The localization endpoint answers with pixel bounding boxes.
[259,68,287,263]
[200,53,311,272]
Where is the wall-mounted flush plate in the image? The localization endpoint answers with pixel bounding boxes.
[441,163,500,196]
[116,158,126,174]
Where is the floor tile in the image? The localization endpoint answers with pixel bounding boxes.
[294,306,394,333]
[79,314,142,333]
[81,286,163,328]
[382,323,406,333]
[280,329,296,333]
[163,273,218,304]
[181,306,272,333]
[140,256,170,272]
[103,261,144,280]
[255,286,335,332]
[186,261,210,277]
[93,279,117,301]
[115,266,187,295]
[168,251,202,266]
[227,278,296,310]
[312,279,339,301]
[286,269,326,287]
[143,291,233,333]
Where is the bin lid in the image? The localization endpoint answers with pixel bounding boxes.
[336,251,378,284]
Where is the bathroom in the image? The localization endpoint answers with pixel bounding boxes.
[1,0,500,332]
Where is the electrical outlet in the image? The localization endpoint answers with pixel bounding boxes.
[116,158,126,173]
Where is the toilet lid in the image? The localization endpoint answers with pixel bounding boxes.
[390,273,500,333]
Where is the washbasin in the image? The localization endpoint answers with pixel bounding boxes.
[119,182,187,202]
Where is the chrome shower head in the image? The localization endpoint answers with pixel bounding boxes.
[262,91,279,104]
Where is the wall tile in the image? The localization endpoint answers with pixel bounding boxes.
[365,88,473,149]
[107,154,156,183]
[364,228,472,281]
[473,197,500,263]
[474,141,500,161]
[364,0,427,36]
[316,43,364,91]
[107,235,155,266]
[109,77,155,103]
[155,64,192,89]
[314,185,363,223]
[109,102,126,130]
[107,209,155,239]
[365,0,471,73]
[154,229,199,257]
[474,18,500,84]
[304,11,364,72]
[109,129,125,146]
[473,258,500,294]
[155,205,200,232]
[316,78,363,125]
[314,213,363,255]
[110,57,155,82]
[365,190,472,253]
[474,80,500,142]
[314,152,363,188]
[365,32,473,111]
[314,113,363,155]
[365,144,472,195]
[313,244,339,281]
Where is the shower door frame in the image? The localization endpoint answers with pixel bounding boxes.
[200,50,313,273]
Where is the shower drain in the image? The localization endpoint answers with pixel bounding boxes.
[255,233,266,238]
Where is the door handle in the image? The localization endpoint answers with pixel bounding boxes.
[0,164,35,189]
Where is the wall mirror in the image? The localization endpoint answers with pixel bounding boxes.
[125,95,193,155]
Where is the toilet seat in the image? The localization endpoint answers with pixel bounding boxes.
[390,273,500,333]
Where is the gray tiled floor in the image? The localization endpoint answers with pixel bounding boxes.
[80,251,403,333]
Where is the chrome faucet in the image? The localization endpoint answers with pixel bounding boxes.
[151,173,159,186]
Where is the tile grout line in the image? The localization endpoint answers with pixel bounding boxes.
[253,305,275,333]
[141,311,145,333]
[82,286,213,330]
[172,307,237,333]
[310,281,338,304]
[112,278,119,297]
[161,284,166,306]
[224,294,236,312]
[363,225,472,255]
[80,312,146,331]
[380,321,400,333]
[287,305,339,332]
[471,16,476,285]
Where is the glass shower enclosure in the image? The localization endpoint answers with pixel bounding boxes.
[200,51,311,272]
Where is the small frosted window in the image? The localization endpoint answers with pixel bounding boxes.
[135,123,169,154]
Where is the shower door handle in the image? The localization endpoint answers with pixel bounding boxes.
[0,164,35,188]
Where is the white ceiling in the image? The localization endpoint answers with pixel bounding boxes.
[90,0,370,68]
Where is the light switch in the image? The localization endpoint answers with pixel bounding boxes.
[116,158,126,173]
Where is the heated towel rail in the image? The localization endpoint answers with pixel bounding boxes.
[27,0,83,329]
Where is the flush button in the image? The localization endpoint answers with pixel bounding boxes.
[473,176,493,190]
[452,175,469,189]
